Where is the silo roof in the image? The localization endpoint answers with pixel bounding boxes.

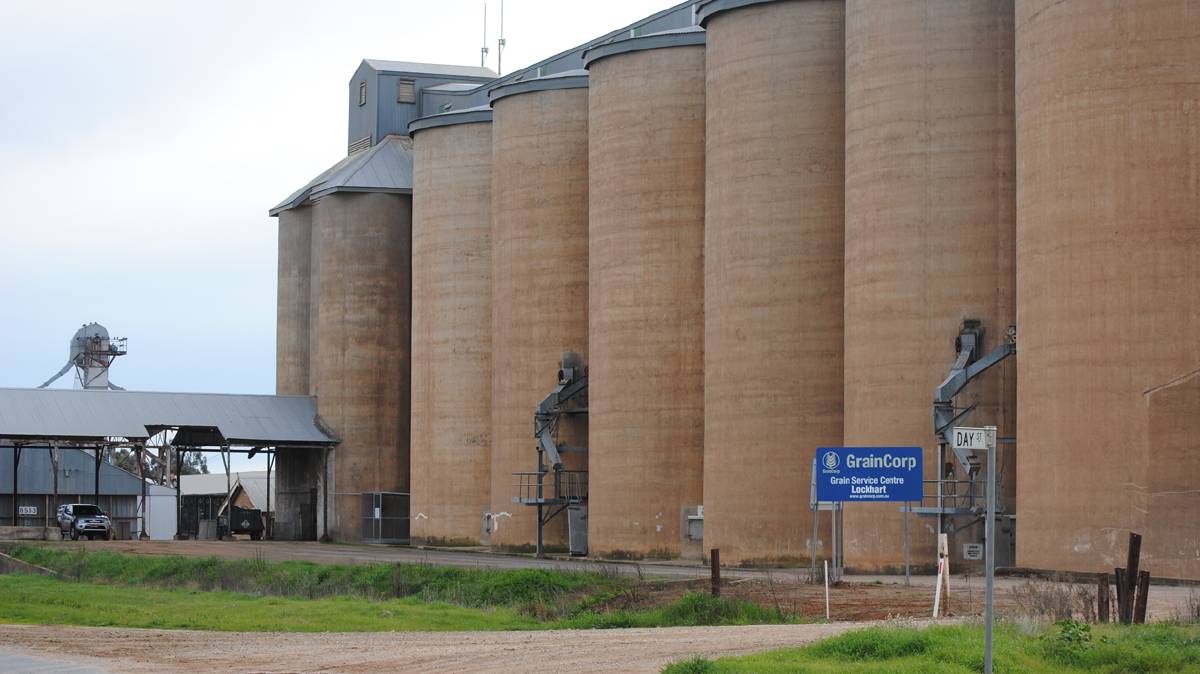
[363,59,497,80]
[269,134,414,215]
[409,105,493,135]
[695,0,783,26]
[489,69,589,104]
[583,26,705,68]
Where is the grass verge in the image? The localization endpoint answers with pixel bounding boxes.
[661,620,1200,674]
[0,545,801,632]
[0,574,537,632]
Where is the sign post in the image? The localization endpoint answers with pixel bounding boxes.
[954,426,997,674]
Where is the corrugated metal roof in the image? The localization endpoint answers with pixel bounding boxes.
[182,471,271,512]
[269,135,414,215]
[0,388,336,446]
[363,59,496,79]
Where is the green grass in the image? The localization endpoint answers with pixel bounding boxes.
[661,621,1200,674]
[1,545,799,632]
[0,574,538,632]
[7,544,609,608]
[563,591,796,629]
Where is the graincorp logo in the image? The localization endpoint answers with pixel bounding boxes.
[822,451,840,471]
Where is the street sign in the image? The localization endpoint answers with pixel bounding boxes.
[815,447,923,502]
[952,427,990,451]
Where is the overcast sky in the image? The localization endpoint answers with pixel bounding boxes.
[0,0,673,470]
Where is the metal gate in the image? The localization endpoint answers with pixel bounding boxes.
[360,492,410,543]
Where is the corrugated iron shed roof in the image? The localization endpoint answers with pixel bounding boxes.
[269,135,413,215]
[0,388,336,446]
[363,59,496,79]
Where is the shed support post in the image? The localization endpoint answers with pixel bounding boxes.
[320,447,329,542]
[50,444,59,530]
[12,443,21,526]
[136,443,147,539]
[221,444,231,539]
[266,450,274,540]
[175,449,183,539]
[93,445,102,506]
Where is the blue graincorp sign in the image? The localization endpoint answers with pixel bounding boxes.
[815,447,923,502]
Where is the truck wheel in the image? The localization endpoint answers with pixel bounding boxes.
[250,531,262,541]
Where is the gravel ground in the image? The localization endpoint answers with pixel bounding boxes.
[0,622,876,674]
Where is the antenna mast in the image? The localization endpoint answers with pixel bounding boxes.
[481,2,489,68]
[497,0,506,75]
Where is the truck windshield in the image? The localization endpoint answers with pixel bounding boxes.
[74,505,103,517]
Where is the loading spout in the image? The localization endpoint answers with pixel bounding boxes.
[933,322,1016,474]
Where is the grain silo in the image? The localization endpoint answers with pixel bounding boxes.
[274,205,316,541]
[842,0,1016,572]
[489,72,590,549]
[408,108,494,545]
[583,29,706,560]
[697,0,844,564]
[1016,0,1200,578]
[311,189,412,542]
[277,207,312,397]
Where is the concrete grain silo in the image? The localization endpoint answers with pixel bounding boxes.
[842,0,1016,571]
[697,0,845,564]
[583,29,706,560]
[1016,0,1200,577]
[311,189,413,542]
[489,73,590,549]
[409,108,494,545]
[274,206,317,541]
[277,207,312,397]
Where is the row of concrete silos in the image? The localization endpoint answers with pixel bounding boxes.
[298,0,1198,574]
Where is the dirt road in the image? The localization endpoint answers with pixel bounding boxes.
[0,622,873,674]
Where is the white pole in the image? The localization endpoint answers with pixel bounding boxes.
[933,538,944,618]
[823,559,830,621]
[984,426,997,674]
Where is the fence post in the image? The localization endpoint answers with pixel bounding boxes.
[1097,573,1110,623]
[710,548,721,597]
[1134,570,1150,624]
[1115,567,1127,623]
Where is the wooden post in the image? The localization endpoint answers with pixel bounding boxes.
[710,548,721,597]
[1097,573,1110,623]
[1118,532,1143,624]
[1115,567,1128,624]
[1134,570,1150,624]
